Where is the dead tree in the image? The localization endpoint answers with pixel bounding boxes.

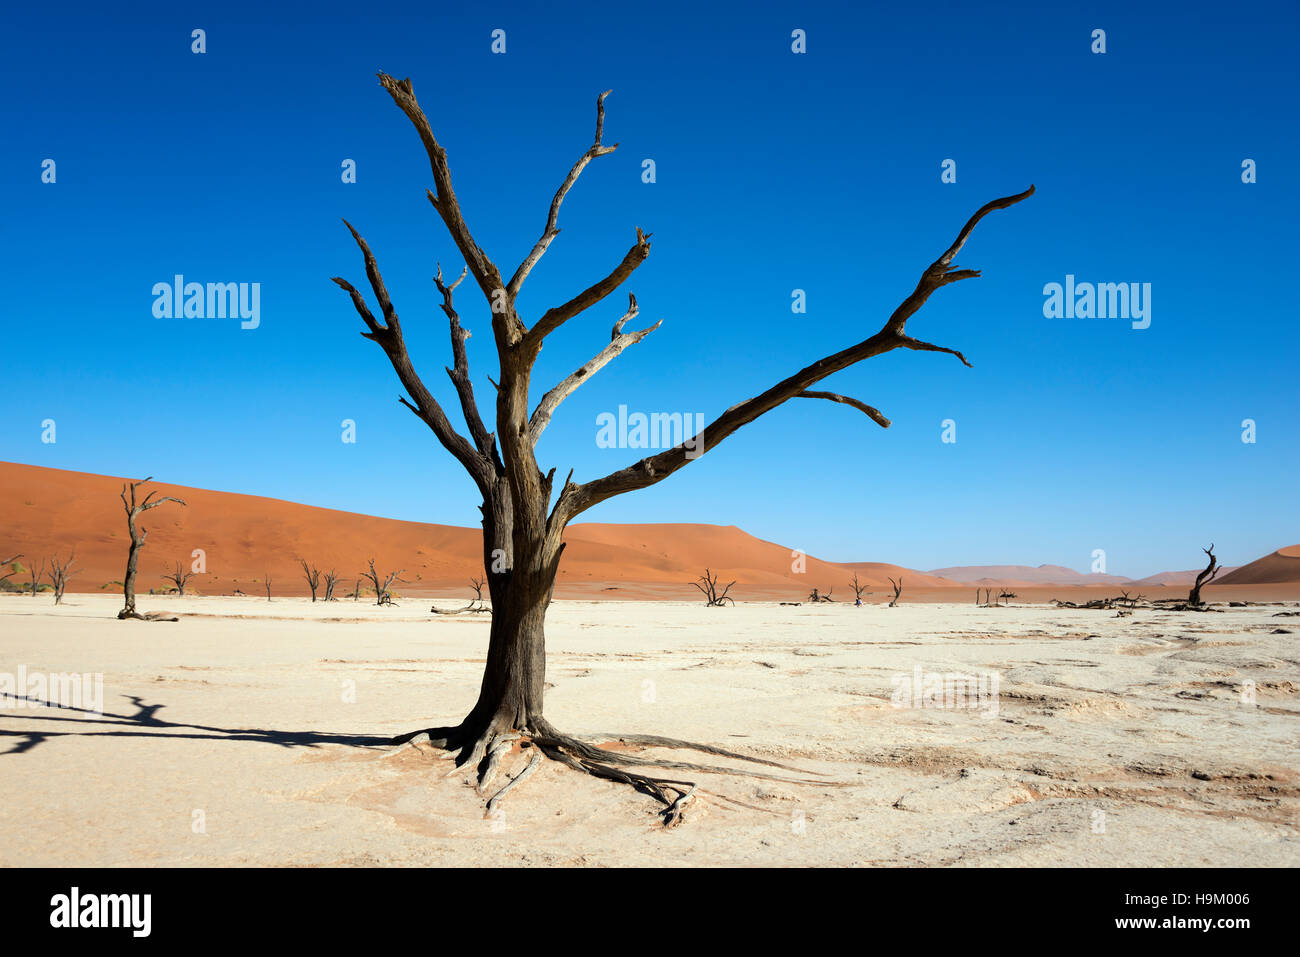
[998,590,1016,605]
[808,587,834,602]
[432,577,493,615]
[333,72,1032,823]
[160,560,195,596]
[48,551,77,605]
[323,569,342,601]
[363,559,405,606]
[691,568,735,606]
[118,478,186,620]
[1188,544,1222,606]
[888,577,903,607]
[0,554,20,587]
[352,579,361,601]
[850,574,870,603]
[27,557,46,597]
[264,574,273,601]
[299,559,322,601]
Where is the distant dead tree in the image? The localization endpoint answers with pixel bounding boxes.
[850,574,870,603]
[887,577,903,607]
[27,557,46,597]
[432,577,492,615]
[0,554,20,586]
[998,590,1016,605]
[299,559,322,601]
[331,71,1032,821]
[352,579,361,601]
[323,569,342,601]
[118,478,186,620]
[48,551,77,605]
[808,587,834,602]
[160,560,195,596]
[363,559,405,606]
[691,568,735,606]
[264,574,273,601]
[1188,544,1222,606]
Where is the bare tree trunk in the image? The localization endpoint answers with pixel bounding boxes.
[117,478,185,620]
[1188,544,1222,606]
[28,557,45,597]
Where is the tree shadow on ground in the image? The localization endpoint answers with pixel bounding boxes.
[0,691,392,756]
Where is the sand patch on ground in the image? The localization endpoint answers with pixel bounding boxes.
[0,594,1296,866]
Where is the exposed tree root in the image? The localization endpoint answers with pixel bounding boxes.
[116,611,180,622]
[486,748,543,816]
[388,713,833,827]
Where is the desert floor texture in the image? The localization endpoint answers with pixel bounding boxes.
[1,594,1296,867]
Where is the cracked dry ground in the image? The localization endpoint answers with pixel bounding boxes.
[0,594,1296,865]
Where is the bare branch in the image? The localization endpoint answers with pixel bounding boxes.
[375,73,514,335]
[508,90,619,299]
[530,294,661,444]
[436,263,499,466]
[332,223,493,491]
[523,228,653,353]
[554,187,1034,523]
[797,391,890,429]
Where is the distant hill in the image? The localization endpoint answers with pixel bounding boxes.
[1217,546,1300,585]
[0,461,956,597]
[927,563,1131,587]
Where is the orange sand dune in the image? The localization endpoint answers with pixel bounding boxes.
[1217,546,1300,585]
[0,462,954,599]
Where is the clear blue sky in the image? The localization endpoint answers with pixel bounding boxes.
[2,1,1296,578]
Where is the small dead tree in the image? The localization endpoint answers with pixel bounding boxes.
[264,574,273,601]
[1188,544,1222,606]
[432,577,492,615]
[352,578,361,601]
[299,559,322,601]
[808,587,834,602]
[0,554,20,587]
[691,568,735,606]
[323,569,341,601]
[118,478,187,620]
[849,573,870,603]
[160,560,195,596]
[48,551,77,605]
[27,557,46,597]
[887,577,903,607]
[363,559,405,606]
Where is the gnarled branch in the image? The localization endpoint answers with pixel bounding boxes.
[529,294,661,444]
[522,228,652,354]
[508,90,619,299]
[797,391,890,429]
[552,186,1034,524]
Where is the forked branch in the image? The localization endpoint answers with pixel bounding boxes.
[509,89,619,299]
[552,186,1034,524]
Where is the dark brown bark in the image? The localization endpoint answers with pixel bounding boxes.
[323,569,341,601]
[1188,544,1222,606]
[299,559,321,601]
[49,551,76,605]
[161,560,194,596]
[28,557,46,597]
[888,577,903,607]
[117,478,185,619]
[334,72,1031,820]
[691,568,735,606]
